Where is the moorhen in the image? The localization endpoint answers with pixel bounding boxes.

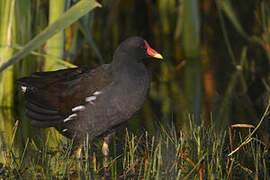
[18,36,163,154]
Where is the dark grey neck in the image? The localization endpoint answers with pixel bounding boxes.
[110,52,148,81]
[111,52,138,71]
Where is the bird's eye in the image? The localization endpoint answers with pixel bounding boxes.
[137,43,145,49]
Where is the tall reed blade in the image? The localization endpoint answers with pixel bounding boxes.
[44,0,65,71]
[0,0,15,107]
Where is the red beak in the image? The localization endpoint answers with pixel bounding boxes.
[144,40,163,59]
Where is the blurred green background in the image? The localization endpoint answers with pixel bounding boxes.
[0,0,270,164]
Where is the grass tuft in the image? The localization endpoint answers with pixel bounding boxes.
[1,116,269,179]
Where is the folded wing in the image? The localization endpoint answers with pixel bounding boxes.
[18,65,112,129]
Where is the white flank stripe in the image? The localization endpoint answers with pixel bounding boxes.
[93,91,102,96]
[85,96,96,103]
[72,105,86,112]
[62,129,68,132]
[63,113,77,122]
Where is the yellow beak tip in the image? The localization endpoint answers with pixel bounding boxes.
[153,54,163,59]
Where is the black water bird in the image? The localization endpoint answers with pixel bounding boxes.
[18,36,163,155]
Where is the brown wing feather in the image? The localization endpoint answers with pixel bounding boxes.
[43,65,112,114]
[18,65,112,128]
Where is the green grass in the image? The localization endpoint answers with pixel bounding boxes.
[0,117,269,179]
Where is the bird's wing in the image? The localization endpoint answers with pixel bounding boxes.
[58,80,133,141]
[18,65,112,128]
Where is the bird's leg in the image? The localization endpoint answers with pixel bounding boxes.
[75,145,82,159]
[102,132,114,156]
[72,145,82,171]
[102,132,115,177]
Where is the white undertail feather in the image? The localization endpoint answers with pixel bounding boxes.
[63,113,77,122]
[21,86,27,93]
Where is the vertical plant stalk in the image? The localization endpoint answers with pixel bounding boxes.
[44,0,65,70]
[0,0,15,107]
[261,1,270,62]
[44,0,66,147]
[182,0,200,58]
[15,0,36,77]
[181,0,201,125]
